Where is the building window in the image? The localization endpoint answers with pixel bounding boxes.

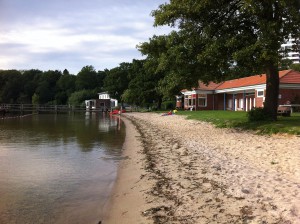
[187,99,196,106]
[198,94,207,107]
[257,90,264,97]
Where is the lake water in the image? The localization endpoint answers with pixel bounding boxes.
[0,113,125,224]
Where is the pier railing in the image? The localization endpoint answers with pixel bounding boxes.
[0,104,87,113]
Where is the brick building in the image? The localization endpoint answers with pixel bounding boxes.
[178,70,300,111]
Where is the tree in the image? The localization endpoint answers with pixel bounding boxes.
[35,70,62,104]
[290,63,300,72]
[32,93,40,105]
[76,65,99,90]
[139,32,196,99]
[121,59,163,108]
[22,69,43,103]
[96,70,107,90]
[149,0,300,120]
[56,72,76,104]
[103,63,131,103]
[63,69,70,75]
[68,89,97,106]
[0,70,23,103]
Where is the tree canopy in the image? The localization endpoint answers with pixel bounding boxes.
[0,66,107,106]
[140,0,300,120]
[121,59,163,108]
[103,62,131,103]
[0,61,166,109]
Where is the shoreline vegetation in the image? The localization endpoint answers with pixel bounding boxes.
[103,112,300,223]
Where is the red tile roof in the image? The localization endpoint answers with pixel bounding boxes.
[195,70,300,91]
[196,81,222,90]
[280,70,300,84]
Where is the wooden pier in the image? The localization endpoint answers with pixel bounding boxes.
[0,104,88,114]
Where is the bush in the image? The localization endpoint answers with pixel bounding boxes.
[68,89,97,106]
[161,100,175,110]
[247,107,269,122]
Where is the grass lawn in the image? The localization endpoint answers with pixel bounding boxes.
[175,110,300,135]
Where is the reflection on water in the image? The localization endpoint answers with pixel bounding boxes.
[0,113,125,224]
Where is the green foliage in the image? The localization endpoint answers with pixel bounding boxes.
[177,110,300,135]
[56,72,76,104]
[180,110,248,128]
[35,70,62,104]
[161,100,175,110]
[120,59,163,108]
[290,63,300,72]
[68,89,97,106]
[144,0,300,120]
[103,62,131,102]
[138,32,199,99]
[247,108,269,122]
[76,65,99,90]
[22,69,43,103]
[32,93,39,105]
[0,70,23,103]
[0,66,106,106]
[279,59,293,70]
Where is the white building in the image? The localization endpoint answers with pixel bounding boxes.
[85,92,118,110]
[281,38,300,64]
[98,92,118,108]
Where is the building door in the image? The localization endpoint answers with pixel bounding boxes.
[246,97,251,111]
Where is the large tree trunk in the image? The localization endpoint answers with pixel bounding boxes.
[264,64,279,121]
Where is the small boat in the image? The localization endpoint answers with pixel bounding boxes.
[110,109,126,115]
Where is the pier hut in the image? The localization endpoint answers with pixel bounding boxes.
[85,92,118,111]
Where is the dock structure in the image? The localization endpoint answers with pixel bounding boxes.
[0,104,91,114]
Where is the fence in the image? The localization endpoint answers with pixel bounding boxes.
[0,104,87,113]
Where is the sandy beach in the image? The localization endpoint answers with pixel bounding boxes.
[103,112,300,224]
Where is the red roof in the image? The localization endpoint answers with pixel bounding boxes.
[196,81,222,90]
[196,70,300,91]
[280,70,300,84]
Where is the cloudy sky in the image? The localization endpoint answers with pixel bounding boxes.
[0,0,171,74]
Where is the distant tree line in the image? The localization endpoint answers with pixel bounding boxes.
[0,61,175,109]
[0,66,101,106]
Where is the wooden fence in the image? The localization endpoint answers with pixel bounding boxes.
[0,104,87,113]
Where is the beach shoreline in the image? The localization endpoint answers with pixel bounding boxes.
[103,112,300,223]
[102,115,152,224]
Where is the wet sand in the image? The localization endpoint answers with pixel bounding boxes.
[103,112,300,223]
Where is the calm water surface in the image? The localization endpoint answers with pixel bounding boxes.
[0,113,125,224]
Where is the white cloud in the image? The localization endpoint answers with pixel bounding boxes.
[0,0,172,74]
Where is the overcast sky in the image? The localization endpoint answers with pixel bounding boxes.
[0,0,171,74]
